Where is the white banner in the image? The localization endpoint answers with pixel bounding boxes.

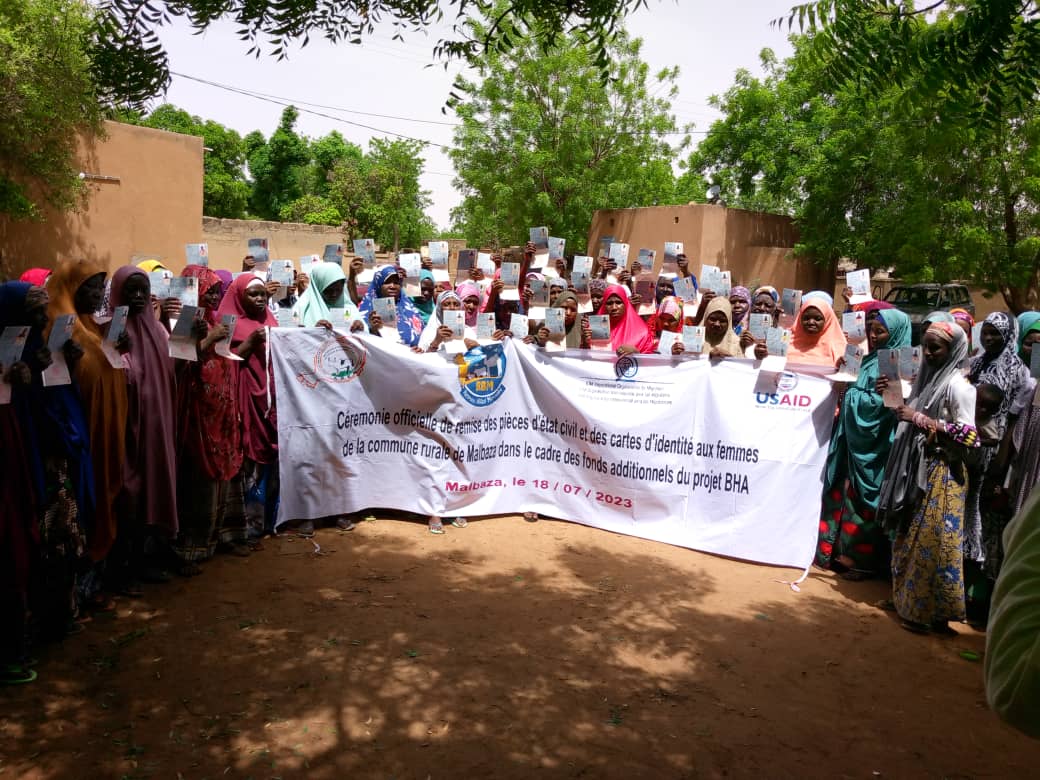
[271,331,836,569]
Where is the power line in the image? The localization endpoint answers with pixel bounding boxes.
[169,71,710,147]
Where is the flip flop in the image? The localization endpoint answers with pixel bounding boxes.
[0,666,38,685]
[428,517,444,535]
[451,517,468,529]
[523,512,539,522]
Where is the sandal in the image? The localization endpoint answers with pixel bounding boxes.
[451,517,468,529]
[839,569,873,582]
[0,665,37,686]
[428,516,444,535]
[523,512,539,523]
[177,562,203,577]
[335,516,357,531]
[116,582,144,598]
[900,619,930,635]
[930,621,959,637]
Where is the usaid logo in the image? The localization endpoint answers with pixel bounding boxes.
[755,371,812,409]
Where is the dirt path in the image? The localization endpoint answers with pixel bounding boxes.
[2,513,1038,779]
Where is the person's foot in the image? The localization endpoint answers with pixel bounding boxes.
[428,516,444,535]
[217,541,251,557]
[930,621,959,637]
[451,517,468,529]
[140,567,173,584]
[523,512,539,522]
[283,520,315,538]
[176,562,203,577]
[0,665,37,686]
[335,516,357,531]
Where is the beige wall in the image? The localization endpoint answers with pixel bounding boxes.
[588,204,834,292]
[0,121,203,279]
[202,217,346,272]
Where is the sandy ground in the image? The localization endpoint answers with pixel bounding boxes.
[2,512,1039,779]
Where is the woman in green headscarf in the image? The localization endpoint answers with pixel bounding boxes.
[1010,311,1040,514]
[816,308,912,579]
[292,262,364,330]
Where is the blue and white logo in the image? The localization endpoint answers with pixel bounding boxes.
[458,343,508,407]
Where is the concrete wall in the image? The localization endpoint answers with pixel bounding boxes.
[0,121,203,279]
[587,204,834,292]
[202,217,346,272]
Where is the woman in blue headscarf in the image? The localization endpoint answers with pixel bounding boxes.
[816,308,912,579]
[359,266,425,347]
[1009,311,1040,527]
[0,282,93,673]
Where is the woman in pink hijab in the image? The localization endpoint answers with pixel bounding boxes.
[455,281,483,328]
[598,284,655,355]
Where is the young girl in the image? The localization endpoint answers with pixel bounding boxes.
[217,275,280,540]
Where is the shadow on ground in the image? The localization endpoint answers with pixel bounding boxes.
[2,515,1038,779]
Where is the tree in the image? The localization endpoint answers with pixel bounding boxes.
[320,138,436,248]
[246,106,310,220]
[306,131,363,199]
[364,139,435,251]
[94,0,654,110]
[449,21,685,250]
[687,34,1040,311]
[0,0,104,219]
[781,1,1040,125]
[133,103,251,218]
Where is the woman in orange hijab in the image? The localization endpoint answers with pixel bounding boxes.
[46,260,129,571]
[788,298,847,367]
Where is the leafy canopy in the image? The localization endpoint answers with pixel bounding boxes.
[94,0,653,109]
[0,0,104,219]
[779,1,1040,126]
[450,19,686,250]
[687,31,1040,311]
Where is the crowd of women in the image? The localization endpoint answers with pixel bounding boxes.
[2,242,1038,685]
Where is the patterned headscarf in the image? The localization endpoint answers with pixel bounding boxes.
[968,312,1025,435]
[729,285,751,333]
[753,285,779,303]
[358,265,425,347]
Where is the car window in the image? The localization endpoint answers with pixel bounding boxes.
[885,287,940,307]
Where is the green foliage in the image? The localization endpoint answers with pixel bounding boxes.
[93,0,651,110]
[780,1,1040,126]
[279,194,342,225]
[324,138,435,249]
[688,33,1040,311]
[0,0,104,219]
[450,22,686,250]
[133,103,251,218]
[246,106,311,220]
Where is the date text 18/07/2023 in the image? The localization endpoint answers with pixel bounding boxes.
[445,476,635,510]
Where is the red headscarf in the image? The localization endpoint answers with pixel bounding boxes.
[217,274,277,342]
[19,268,51,286]
[182,264,222,325]
[854,299,896,315]
[216,273,278,464]
[597,284,655,354]
[177,266,242,482]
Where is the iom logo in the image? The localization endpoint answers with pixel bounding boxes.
[614,354,639,380]
[458,343,507,407]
